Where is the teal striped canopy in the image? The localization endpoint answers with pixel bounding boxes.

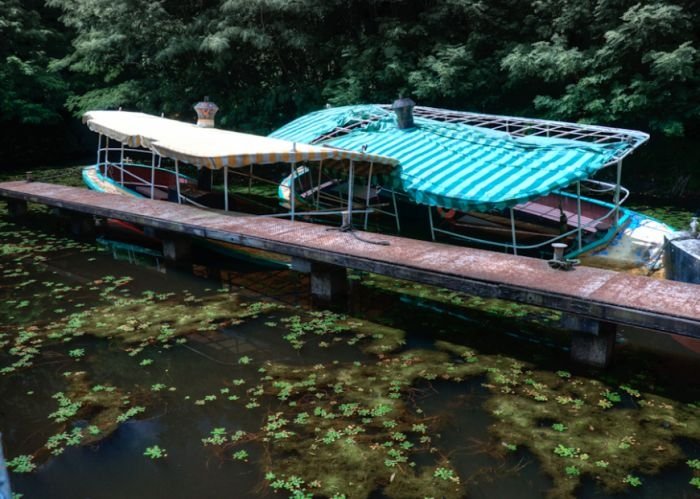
[270,105,631,212]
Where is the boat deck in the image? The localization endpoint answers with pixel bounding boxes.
[1,180,699,340]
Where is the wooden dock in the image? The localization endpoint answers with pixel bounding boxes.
[1,180,699,367]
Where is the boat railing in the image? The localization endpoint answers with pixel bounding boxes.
[428,179,631,256]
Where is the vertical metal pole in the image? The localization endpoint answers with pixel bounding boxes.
[96,134,102,172]
[392,190,401,233]
[576,181,582,250]
[614,159,622,227]
[105,137,110,176]
[346,160,355,226]
[120,143,125,185]
[290,163,296,221]
[428,206,436,241]
[364,161,374,230]
[175,160,181,204]
[224,166,229,212]
[290,144,296,221]
[510,208,518,255]
[316,160,324,209]
[150,151,156,199]
[248,164,253,194]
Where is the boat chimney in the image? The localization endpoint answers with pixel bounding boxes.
[194,97,219,128]
[392,97,416,129]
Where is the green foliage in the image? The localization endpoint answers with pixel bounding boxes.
[0,0,68,125]
[34,0,696,139]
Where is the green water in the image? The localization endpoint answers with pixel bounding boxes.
[1,169,700,498]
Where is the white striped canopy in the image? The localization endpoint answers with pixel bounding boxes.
[83,110,398,173]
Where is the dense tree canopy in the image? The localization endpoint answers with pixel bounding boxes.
[2,0,699,174]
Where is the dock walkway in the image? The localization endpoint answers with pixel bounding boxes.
[1,181,699,366]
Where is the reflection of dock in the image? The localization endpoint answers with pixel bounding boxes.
[2,180,700,368]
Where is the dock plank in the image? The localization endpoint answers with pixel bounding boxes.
[1,180,699,338]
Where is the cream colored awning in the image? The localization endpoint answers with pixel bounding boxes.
[83,110,398,173]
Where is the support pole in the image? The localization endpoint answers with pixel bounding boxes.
[392,190,401,233]
[161,236,192,262]
[576,181,582,251]
[120,143,125,185]
[346,160,355,226]
[68,212,96,237]
[150,151,156,200]
[316,160,324,209]
[6,199,27,217]
[562,314,616,368]
[428,206,436,241]
[96,134,102,172]
[293,258,348,303]
[614,159,622,227]
[224,166,229,212]
[510,208,518,255]
[364,161,374,230]
[174,160,181,204]
[290,163,296,222]
[104,137,110,176]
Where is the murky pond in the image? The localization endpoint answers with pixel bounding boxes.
[1,168,700,498]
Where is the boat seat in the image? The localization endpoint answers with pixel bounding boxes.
[514,201,598,233]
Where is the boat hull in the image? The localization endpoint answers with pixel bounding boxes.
[82,165,290,269]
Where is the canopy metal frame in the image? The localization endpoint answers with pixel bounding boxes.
[92,139,391,227]
[306,104,648,256]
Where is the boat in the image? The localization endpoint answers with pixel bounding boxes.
[270,101,675,270]
[664,219,700,353]
[81,105,398,266]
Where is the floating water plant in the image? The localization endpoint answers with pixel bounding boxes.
[144,445,167,459]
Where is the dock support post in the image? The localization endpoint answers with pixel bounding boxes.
[6,199,27,217]
[292,257,348,302]
[162,237,191,262]
[68,213,96,237]
[563,314,616,368]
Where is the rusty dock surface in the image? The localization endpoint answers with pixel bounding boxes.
[1,180,699,342]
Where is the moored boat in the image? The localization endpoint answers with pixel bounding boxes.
[271,101,675,270]
[81,105,398,266]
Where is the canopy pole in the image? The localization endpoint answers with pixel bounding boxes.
[576,181,582,250]
[224,165,229,212]
[510,208,518,255]
[175,159,181,204]
[364,161,374,230]
[96,134,102,171]
[614,159,622,227]
[428,206,436,241]
[290,143,297,221]
[346,160,355,226]
[248,164,253,194]
[119,143,125,185]
[150,151,156,199]
[392,190,401,233]
[316,160,324,209]
[104,137,110,176]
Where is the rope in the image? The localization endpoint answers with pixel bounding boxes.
[547,258,580,271]
[326,223,391,246]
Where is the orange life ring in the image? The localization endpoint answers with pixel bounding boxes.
[437,207,456,219]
